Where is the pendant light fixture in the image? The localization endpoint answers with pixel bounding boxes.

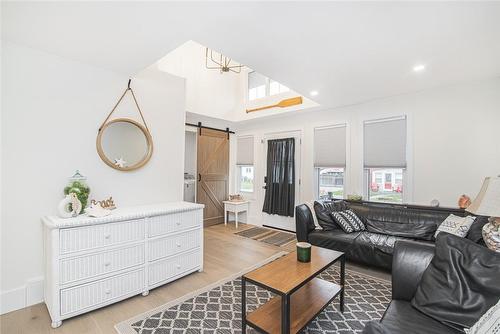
[205,47,244,74]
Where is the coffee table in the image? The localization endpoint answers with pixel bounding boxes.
[241,246,345,334]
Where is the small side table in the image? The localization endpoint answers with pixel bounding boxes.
[223,200,249,228]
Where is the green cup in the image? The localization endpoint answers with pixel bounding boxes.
[297,242,312,262]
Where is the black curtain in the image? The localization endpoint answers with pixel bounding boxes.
[262,138,295,217]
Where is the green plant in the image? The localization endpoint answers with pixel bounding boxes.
[64,181,90,214]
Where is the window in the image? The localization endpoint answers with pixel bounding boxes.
[363,116,407,203]
[238,166,254,192]
[236,136,254,193]
[317,167,344,200]
[248,71,289,101]
[367,168,404,203]
[313,124,347,199]
[269,80,289,96]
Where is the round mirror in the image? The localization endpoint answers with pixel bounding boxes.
[96,118,153,171]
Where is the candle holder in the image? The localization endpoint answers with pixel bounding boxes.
[297,242,312,262]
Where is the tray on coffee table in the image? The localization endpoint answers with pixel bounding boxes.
[241,246,345,334]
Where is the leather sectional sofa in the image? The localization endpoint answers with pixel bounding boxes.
[295,200,488,270]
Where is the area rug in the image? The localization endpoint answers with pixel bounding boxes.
[235,226,296,247]
[115,255,391,334]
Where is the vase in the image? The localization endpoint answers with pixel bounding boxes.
[482,217,500,252]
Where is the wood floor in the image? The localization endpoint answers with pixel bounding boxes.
[0,223,390,334]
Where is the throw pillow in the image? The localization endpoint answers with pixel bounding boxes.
[434,214,476,238]
[314,200,347,230]
[330,210,365,233]
[465,298,500,334]
[411,233,500,331]
[304,201,321,229]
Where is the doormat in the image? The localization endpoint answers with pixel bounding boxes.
[235,226,296,247]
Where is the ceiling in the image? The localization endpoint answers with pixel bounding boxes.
[3,2,500,113]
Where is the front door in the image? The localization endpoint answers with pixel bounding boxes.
[261,131,301,232]
[197,128,229,226]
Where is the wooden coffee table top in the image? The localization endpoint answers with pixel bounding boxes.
[244,246,343,294]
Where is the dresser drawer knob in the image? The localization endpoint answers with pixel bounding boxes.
[176,264,181,269]
[105,289,111,295]
[176,243,181,248]
[176,221,181,226]
[104,261,111,267]
[104,234,111,239]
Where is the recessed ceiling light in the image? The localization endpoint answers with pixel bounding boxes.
[413,64,426,72]
[310,90,319,96]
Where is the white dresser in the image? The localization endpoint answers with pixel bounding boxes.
[42,202,204,328]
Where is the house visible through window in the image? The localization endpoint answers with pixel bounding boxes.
[363,116,407,204]
[317,167,344,200]
[238,166,254,192]
[367,168,403,203]
[248,71,289,101]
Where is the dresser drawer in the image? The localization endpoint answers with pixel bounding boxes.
[60,268,144,316]
[149,228,201,262]
[149,249,201,286]
[60,219,145,254]
[59,244,145,285]
[148,210,201,237]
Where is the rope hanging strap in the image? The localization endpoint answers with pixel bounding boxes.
[99,79,150,132]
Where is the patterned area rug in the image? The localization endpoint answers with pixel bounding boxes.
[235,226,297,247]
[116,255,391,334]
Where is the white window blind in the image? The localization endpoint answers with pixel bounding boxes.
[364,117,407,168]
[237,136,254,165]
[314,125,346,168]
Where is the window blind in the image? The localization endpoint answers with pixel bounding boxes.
[363,117,407,168]
[237,136,254,165]
[314,125,346,168]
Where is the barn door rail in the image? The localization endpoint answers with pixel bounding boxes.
[185,122,235,139]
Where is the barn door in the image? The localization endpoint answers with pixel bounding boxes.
[197,128,229,226]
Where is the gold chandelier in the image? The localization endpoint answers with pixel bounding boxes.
[205,48,244,74]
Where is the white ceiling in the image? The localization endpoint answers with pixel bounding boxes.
[3,2,500,112]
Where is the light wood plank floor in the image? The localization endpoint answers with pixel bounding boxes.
[0,223,390,334]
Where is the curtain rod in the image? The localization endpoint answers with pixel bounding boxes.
[185,122,235,135]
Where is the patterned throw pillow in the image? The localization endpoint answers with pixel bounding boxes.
[435,214,476,238]
[330,210,365,233]
[465,298,500,334]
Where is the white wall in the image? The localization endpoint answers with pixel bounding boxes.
[234,78,500,228]
[0,42,186,314]
[155,40,243,121]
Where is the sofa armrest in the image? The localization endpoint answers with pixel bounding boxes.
[392,240,435,301]
[295,204,316,242]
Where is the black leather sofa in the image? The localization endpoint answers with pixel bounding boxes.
[361,239,462,334]
[296,200,487,270]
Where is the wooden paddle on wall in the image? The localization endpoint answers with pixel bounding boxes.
[246,96,303,113]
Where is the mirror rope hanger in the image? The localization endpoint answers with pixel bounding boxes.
[98,79,150,133]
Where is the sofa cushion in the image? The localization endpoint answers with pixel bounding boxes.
[465,215,489,244]
[308,229,361,251]
[314,200,347,230]
[412,233,500,331]
[349,203,445,241]
[356,232,407,255]
[380,300,461,334]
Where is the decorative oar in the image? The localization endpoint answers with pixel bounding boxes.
[246,96,303,113]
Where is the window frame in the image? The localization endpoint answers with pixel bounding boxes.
[364,167,406,204]
[315,167,345,200]
[237,164,255,194]
[247,71,290,102]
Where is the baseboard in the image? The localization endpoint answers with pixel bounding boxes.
[0,277,44,315]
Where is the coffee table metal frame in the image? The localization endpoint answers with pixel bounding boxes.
[241,252,345,334]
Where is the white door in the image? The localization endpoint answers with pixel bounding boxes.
[260,131,301,232]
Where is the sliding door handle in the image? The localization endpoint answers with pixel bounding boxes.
[198,174,201,182]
